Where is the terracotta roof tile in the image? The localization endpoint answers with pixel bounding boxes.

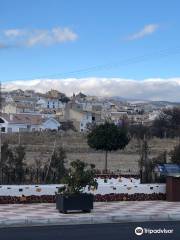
[0,113,44,125]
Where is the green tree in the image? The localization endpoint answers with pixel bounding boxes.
[87,122,130,172]
[129,124,151,139]
[0,142,14,184]
[170,144,180,164]
[46,147,67,183]
[13,145,26,184]
[152,107,180,138]
[60,95,70,103]
[139,139,167,183]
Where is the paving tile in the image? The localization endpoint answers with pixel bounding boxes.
[0,201,180,226]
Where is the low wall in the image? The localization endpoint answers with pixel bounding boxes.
[0,184,63,197]
[0,177,166,203]
[88,177,165,195]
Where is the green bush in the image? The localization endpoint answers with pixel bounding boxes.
[59,160,98,195]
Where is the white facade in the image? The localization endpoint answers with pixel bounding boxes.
[3,103,36,114]
[5,95,14,103]
[4,123,32,133]
[37,98,65,109]
[110,111,128,124]
[80,112,93,132]
[42,118,61,130]
[79,102,103,112]
[0,116,60,133]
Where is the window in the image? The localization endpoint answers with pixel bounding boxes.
[19,128,27,132]
[7,128,12,133]
[1,127,5,132]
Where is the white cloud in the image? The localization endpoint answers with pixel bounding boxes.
[126,24,159,40]
[2,77,180,102]
[26,27,78,46]
[4,29,24,37]
[1,27,78,47]
[26,30,50,46]
[52,27,78,43]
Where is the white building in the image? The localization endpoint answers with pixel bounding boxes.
[0,113,61,133]
[65,103,102,132]
[37,97,65,110]
[79,111,93,132]
[5,95,14,103]
[110,111,128,124]
[3,102,36,114]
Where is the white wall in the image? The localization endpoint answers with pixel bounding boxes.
[80,112,92,132]
[37,98,64,109]
[1,119,60,132]
[42,119,60,130]
[0,178,166,197]
[0,185,63,196]
[1,123,29,133]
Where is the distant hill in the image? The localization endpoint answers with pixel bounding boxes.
[110,96,180,106]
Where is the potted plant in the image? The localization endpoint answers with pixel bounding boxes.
[56,160,98,213]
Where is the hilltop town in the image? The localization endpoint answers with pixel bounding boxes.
[1,88,179,133]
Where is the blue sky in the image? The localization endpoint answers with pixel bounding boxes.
[1,0,180,101]
[1,0,180,82]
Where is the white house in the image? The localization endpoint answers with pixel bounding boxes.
[5,95,14,103]
[41,118,61,131]
[65,102,102,132]
[36,97,65,110]
[110,111,128,124]
[0,113,61,133]
[79,111,93,132]
[3,102,36,114]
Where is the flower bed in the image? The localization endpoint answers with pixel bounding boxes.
[95,174,139,179]
[95,193,166,202]
[0,193,166,204]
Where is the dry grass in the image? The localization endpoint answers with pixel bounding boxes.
[2,132,179,173]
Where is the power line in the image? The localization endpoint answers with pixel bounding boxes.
[1,46,180,83]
